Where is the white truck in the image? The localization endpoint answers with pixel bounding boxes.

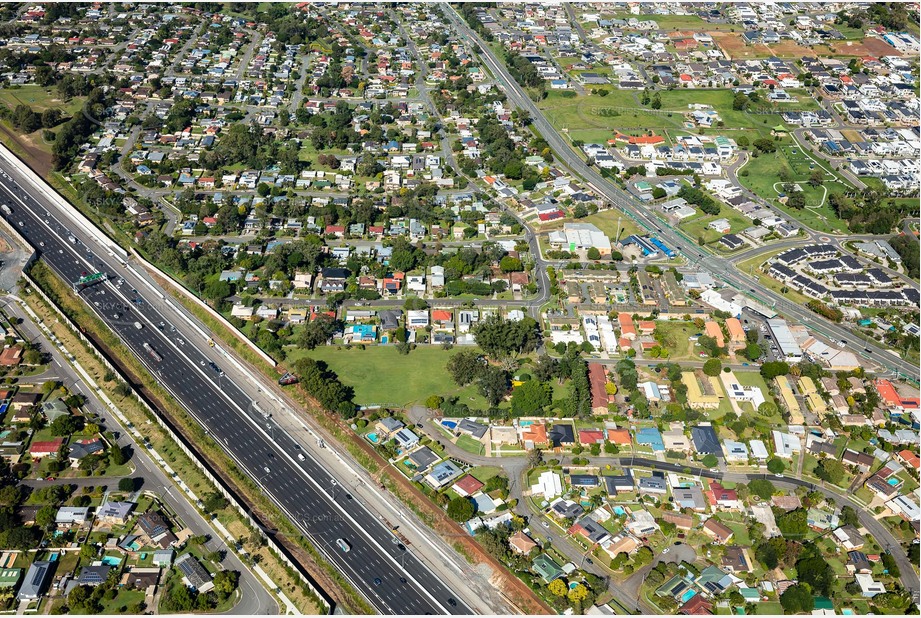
[0,204,11,216]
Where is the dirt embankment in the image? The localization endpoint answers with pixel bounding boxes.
[0,123,53,176]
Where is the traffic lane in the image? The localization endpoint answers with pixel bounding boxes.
[447,7,917,375]
[1,193,454,614]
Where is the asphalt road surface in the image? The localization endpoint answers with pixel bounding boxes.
[5,298,278,615]
[441,3,919,382]
[0,162,470,615]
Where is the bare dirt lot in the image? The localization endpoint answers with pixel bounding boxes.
[712,32,836,59]
[827,37,902,57]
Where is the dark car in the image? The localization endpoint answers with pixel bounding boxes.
[448,599,457,607]
[373,578,382,586]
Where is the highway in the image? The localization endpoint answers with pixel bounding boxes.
[0,157,470,614]
[3,298,278,615]
[441,3,919,382]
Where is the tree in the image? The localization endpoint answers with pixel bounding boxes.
[446,350,483,386]
[732,92,749,111]
[109,445,127,466]
[298,315,341,350]
[809,168,824,187]
[753,138,777,154]
[567,583,588,605]
[499,256,523,272]
[767,458,786,474]
[780,584,814,614]
[447,497,475,522]
[35,505,57,530]
[787,191,806,210]
[701,454,719,468]
[473,315,540,360]
[477,366,510,406]
[548,579,568,597]
[202,492,228,513]
[212,570,239,600]
[760,361,790,380]
[634,546,654,566]
[652,187,667,200]
[586,247,602,260]
[814,459,845,485]
[118,478,136,492]
[49,414,82,436]
[703,358,722,376]
[748,479,775,500]
[777,508,808,537]
[510,380,551,416]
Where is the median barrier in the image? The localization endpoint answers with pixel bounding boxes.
[22,270,332,614]
[0,142,127,260]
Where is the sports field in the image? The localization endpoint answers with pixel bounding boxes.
[287,345,488,407]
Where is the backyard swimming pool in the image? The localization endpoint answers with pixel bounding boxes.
[102,556,122,567]
[441,420,458,430]
[613,506,626,516]
[367,432,380,444]
[888,478,900,486]
[681,590,697,604]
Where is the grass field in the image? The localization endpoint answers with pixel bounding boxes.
[678,203,753,246]
[738,138,852,234]
[0,85,85,114]
[456,434,485,456]
[286,345,488,407]
[582,209,645,242]
[651,321,700,360]
[539,88,804,148]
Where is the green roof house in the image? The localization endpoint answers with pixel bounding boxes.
[531,554,563,583]
[0,567,22,589]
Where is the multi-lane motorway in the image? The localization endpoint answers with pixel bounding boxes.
[0,155,469,615]
[441,3,919,382]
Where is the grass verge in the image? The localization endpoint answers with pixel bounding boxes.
[24,260,361,615]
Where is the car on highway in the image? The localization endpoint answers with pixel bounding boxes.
[373,578,382,586]
[336,538,351,553]
[448,598,457,607]
[297,453,306,461]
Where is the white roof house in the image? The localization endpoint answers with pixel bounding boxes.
[855,573,886,597]
[750,440,769,460]
[530,470,563,500]
[772,430,802,459]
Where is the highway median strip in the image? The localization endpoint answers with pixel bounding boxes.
[23,259,368,615]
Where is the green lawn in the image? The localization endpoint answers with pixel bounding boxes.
[678,204,754,246]
[455,434,485,456]
[756,602,783,614]
[470,466,503,483]
[285,345,488,407]
[0,85,85,115]
[582,209,646,242]
[738,139,851,234]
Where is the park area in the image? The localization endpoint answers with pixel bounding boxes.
[738,138,852,233]
[286,345,488,408]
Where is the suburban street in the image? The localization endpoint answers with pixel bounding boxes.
[1,296,278,615]
[406,405,920,608]
[440,3,919,383]
[0,144,486,615]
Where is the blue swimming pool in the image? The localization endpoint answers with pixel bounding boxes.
[519,420,533,427]
[48,553,58,562]
[367,432,380,444]
[842,610,855,615]
[102,556,122,567]
[613,506,626,516]
[680,590,697,604]
[887,478,899,486]
[441,420,457,430]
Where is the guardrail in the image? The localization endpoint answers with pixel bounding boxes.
[21,264,332,614]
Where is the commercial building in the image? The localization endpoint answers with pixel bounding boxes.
[548,223,612,255]
[766,318,803,361]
